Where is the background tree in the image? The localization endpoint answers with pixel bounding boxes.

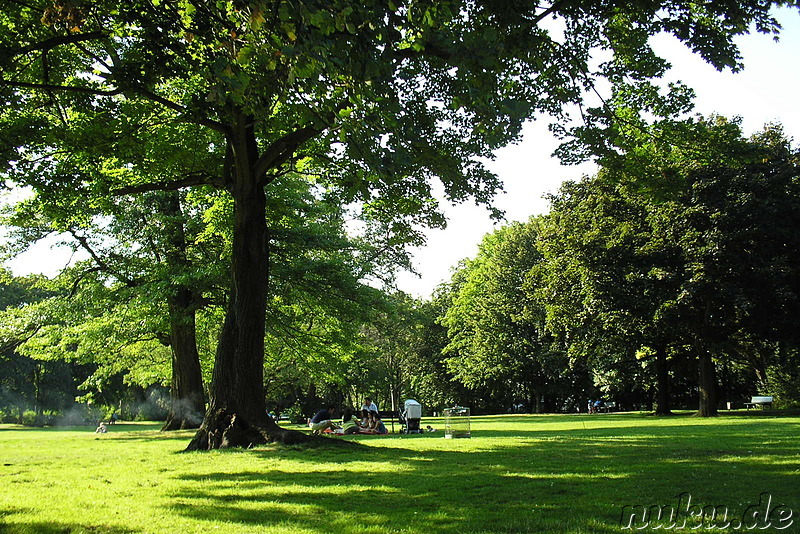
[538,175,683,415]
[657,123,800,415]
[2,187,221,429]
[0,271,61,423]
[441,220,574,413]
[540,117,800,416]
[3,170,391,424]
[355,292,431,413]
[400,295,466,413]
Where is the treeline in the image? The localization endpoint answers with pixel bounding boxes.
[4,0,799,448]
[419,118,800,415]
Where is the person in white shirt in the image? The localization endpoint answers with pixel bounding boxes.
[361,397,379,414]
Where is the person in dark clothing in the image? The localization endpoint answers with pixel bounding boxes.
[308,405,338,435]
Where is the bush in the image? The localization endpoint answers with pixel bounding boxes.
[767,363,800,409]
[21,410,52,427]
[284,404,307,424]
[0,408,21,424]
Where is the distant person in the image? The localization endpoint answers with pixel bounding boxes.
[109,413,118,424]
[361,397,379,414]
[373,412,387,434]
[308,404,338,435]
[95,422,107,434]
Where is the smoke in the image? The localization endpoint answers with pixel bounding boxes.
[166,397,205,425]
[55,403,100,426]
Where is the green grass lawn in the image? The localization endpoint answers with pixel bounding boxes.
[1,413,798,533]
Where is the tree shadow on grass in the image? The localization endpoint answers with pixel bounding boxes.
[0,423,163,434]
[166,422,800,534]
[0,507,139,534]
[170,450,624,533]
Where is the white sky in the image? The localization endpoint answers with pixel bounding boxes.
[4,8,800,298]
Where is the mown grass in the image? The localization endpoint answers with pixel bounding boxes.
[0,413,798,533]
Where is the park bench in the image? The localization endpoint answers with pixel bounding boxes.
[744,396,773,409]
[598,401,617,413]
[379,410,400,432]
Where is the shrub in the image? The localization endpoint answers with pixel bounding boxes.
[285,404,307,424]
[767,363,800,409]
[21,410,42,426]
[0,409,20,424]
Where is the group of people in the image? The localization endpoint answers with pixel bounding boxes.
[308,397,388,436]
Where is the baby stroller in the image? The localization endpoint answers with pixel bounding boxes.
[400,399,422,434]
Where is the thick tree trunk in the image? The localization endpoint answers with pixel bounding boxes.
[653,346,672,416]
[187,116,309,450]
[158,192,206,431]
[161,288,206,431]
[697,352,718,417]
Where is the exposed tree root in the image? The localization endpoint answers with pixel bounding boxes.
[161,415,202,431]
[185,410,312,451]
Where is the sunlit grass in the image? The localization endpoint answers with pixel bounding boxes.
[1,414,798,533]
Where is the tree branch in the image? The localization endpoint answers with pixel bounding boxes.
[68,265,104,298]
[68,229,138,287]
[253,126,323,181]
[0,79,122,97]
[0,323,43,353]
[530,0,574,25]
[134,87,229,134]
[111,172,225,195]
[4,64,227,135]
[12,31,107,56]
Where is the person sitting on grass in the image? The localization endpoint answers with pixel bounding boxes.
[359,410,388,435]
[308,404,338,435]
[340,408,361,435]
[373,411,388,434]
